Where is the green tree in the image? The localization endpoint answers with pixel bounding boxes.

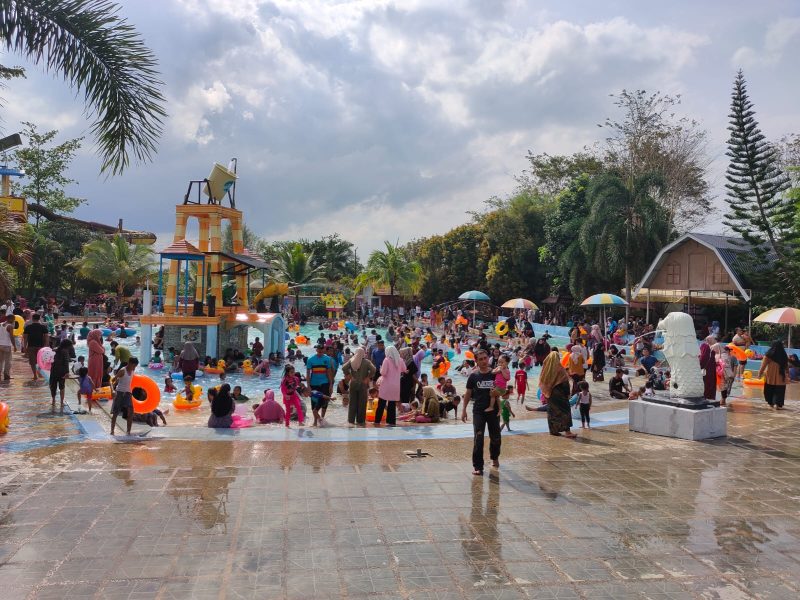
[355,241,421,313]
[13,122,83,225]
[222,222,261,254]
[269,243,327,309]
[301,234,359,280]
[69,234,155,301]
[580,172,670,319]
[0,0,166,174]
[724,71,795,296]
[517,151,604,197]
[0,206,30,297]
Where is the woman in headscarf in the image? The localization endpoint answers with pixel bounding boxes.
[591,340,606,382]
[341,347,376,425]
[758,340,789,409]
[590,323,603,350]
[375,345,406,425]
[208,383,235,428]
[414,386,440,423]
[399,346,419,408]
[532,337,550,366]
[699,336,717,401]
[178,342,200,379]
[87,329,105,392]
[539,351,576,437]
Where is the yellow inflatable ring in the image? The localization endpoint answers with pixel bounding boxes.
[742,377,765,387]
[243,367,254,375]
[495,321,509,336]
[742,370,753,380]
[242,359,252,369]
[204,366,224,374]
[12,315,24,336]
[174,385,203,410]
[90,386,113,400]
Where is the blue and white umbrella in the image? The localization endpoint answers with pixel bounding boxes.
[458,290,490,301]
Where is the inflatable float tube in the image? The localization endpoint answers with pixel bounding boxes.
[90,386,113,401]
[173,385,204,410]
[742,376,765,387]
[295,335,309,344]
[130,375,161,414]
[204,360,226,374]
[148,362,164,370]
[0,401,9,434]
[464,350,475,360]
[37,347,55,372]
[12,315,24,336]
[345,321,358,332]
[495,321,509,336]
[560,351,570,368]
[728,344,748,362]
[231,415,253,429]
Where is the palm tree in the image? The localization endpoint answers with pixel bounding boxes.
[0,0,166,174]
[355,241,422,314]
[0,206,30,297]
[69,234,155,301]
[269,243,327,309]
[580,172,670,321]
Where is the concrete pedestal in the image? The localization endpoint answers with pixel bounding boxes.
[629,400,727,441]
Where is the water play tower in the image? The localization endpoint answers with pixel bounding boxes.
[139,161,285,364]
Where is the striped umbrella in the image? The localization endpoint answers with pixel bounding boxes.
[501,298,538,310]
[458,290,490,323]
[754,307,800,347]
[580,293,629,306]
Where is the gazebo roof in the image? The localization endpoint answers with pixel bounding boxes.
[160,239,205,260]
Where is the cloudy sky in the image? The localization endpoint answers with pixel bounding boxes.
[2,0,799,255]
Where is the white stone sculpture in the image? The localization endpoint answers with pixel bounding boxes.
[656,312,706,401]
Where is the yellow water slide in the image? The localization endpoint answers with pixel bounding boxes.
[253,282,289,304]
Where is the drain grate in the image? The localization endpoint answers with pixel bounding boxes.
[404,448,430,458]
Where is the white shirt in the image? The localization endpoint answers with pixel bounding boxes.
[116,368,134,393]
[0,322,13,347]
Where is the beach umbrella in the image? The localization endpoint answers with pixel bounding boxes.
[581,293,629,332]
[458,290,490,322]
[501,298,538,310]
[754,307,800,347]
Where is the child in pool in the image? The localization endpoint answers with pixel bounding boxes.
[181,376,195,403]
[280,364,305,427]
[76,367,95,411]
[485,354,511,412]
[164,377,176,393]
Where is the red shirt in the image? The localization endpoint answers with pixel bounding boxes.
[515,369,527,387]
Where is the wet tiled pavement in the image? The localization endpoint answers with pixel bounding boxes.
[2,353,800,598]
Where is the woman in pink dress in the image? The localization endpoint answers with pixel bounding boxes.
[374,345,406,425]
[87,329,105,391]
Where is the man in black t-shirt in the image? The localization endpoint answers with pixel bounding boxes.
[23,313,49,381]
[462,348,501,475]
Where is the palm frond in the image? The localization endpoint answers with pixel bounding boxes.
[0,0,166,174]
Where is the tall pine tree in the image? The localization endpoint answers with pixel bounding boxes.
[725,70,794,262]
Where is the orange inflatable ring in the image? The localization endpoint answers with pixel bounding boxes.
[439,359,450,375]
[296,335,309,344]
[560,351,570,368]
[0,401,9,434]
[366,399,376,423]
[130,375,161,414]
[742,377,765,387]
[728,344,748,361]
[464,350,475,360]
[173,385,203,410]
[90,386,113,400]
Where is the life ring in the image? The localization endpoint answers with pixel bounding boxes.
[148,363,164,370]
[742,377,765,387]
[243,367,255,375]
[560,351,570,368]
[288,324,300,332]
[231,415,253,429]
[90,386,113,401]
[12,315,24,336]
[0,402,9,434]
[37,347,55,372]
[440,359,450,375]
[204,366,224,374]
[465,351,475,360]
[242,359,252,369]
[742,370,753,380]
[495,321,509,336]
[456,316,468,326]
[345,321,357,332]
[173,385,203,410]
[130,375,161,414]
[366,399,376,423]
[728,344,748,361]
[295,335,309,344]
[330,322,339,330]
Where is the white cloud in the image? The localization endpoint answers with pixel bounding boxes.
[732,17,800,68]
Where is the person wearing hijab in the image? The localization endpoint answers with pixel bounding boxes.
[591,340,606,382]
[758,340,790,409]
[49,338,74,413]
[208,383,234,427]
[399,346,420,408]
[87,329,105,392]
[374,345,406,425]
[415,386,440,423]
[532,337,550,366]
[539,351,576,437]
[341,347,376,425]
[178,342,200,379]
[699,336,717,401]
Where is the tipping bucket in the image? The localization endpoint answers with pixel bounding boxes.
[203,162,237,201]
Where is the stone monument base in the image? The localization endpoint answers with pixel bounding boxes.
[629,399,727,441]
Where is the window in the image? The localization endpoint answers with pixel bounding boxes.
[712,262,730,285]
[666,263,681,285]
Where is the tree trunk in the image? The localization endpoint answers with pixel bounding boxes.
[624,266,631,325]
[118,281,125,304]
[389,284,395,317]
